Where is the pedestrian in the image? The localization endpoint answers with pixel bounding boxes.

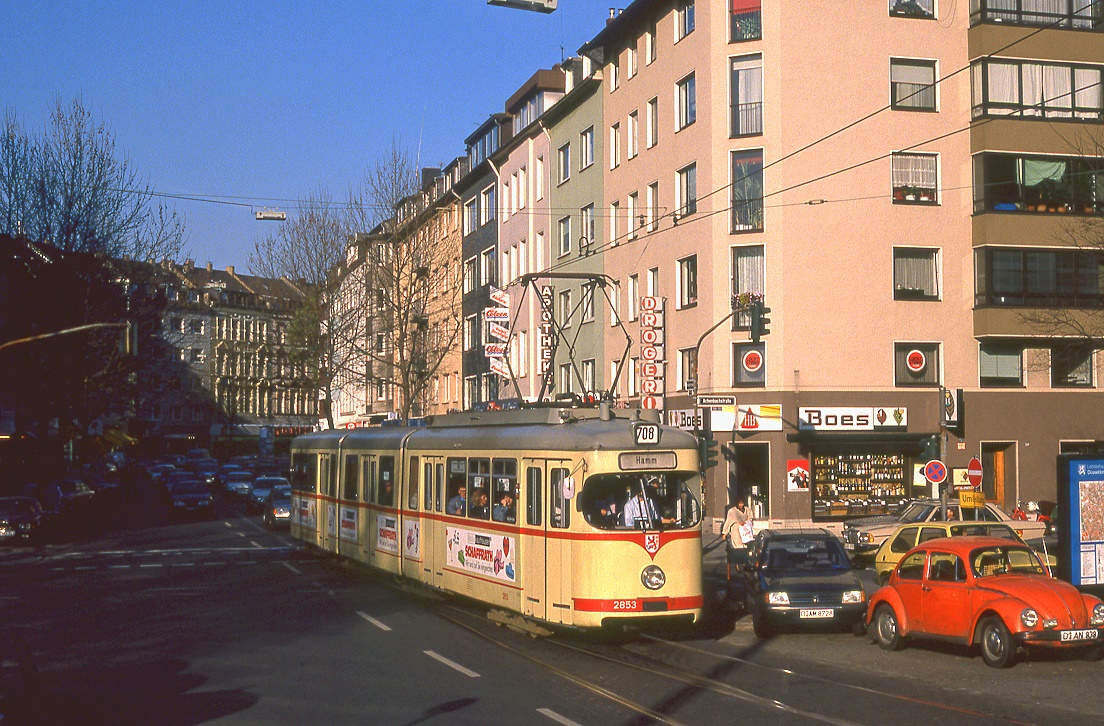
[722,499,755,582]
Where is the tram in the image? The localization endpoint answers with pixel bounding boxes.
[289,404,704,629]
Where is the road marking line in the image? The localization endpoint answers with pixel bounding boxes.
[537,708,583,726]
[424,651,479,678]
[280,561,302,575]
[139,564,163,568]
[108,565,131,569]
[356,611,392,631]
[224,522,232,527]
[173,563,195,567]
[249,540,263,549]
[74,566,96,571]
[203,562,227,566]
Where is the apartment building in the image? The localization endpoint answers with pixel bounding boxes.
[579,0,1104,527]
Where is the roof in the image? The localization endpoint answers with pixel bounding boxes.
[908,535,1035,553]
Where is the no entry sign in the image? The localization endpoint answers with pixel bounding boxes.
[966,456,983,489]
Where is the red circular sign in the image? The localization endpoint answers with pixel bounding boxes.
[967,456,983,488]
[742,349,763,373]
[906,349,927,373]
[924,459,947,485]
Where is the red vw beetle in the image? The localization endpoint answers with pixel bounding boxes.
[867,536,1104,667]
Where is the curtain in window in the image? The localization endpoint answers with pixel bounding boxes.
[1043,65,1072,117]
[894,250,938,296]
[891,62,935,108]
[1026,252,1057,294]
[731,246,764,327]
[731,55,763,136]
[892,154,938,189]
[980,346,1021,382]
[1021,63,1043,115]
[1024,0,1065,23]
[1075,68,1103,119]
[1019,158,1066,187]
[987,62,1019,109]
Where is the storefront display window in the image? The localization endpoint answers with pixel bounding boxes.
[812,450,920,520]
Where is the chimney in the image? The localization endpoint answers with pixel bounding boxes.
[184,259,194,271]
[206,262,213,272]
[226,265,235,275]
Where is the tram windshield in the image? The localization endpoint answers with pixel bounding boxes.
[579,472,702,531]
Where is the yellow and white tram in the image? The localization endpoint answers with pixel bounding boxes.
[289,405,704,629]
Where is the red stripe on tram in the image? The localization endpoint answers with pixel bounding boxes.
[572,595,704,613]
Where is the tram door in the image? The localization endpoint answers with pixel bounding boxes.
[522,458,572,625]
[418,457,445,586]
[320,454,338,552]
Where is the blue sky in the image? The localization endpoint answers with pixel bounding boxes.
[2,0,613,269]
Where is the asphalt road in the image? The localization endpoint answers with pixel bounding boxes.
[1,488,1102,725]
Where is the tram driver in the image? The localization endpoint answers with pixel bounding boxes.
[622,484,660,529]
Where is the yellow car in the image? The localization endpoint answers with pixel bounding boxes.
[872,521,1056,583]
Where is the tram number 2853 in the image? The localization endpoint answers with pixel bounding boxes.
[633,423,660,445]
[613,599,641,611]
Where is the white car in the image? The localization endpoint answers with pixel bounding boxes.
[842,499,1047,557]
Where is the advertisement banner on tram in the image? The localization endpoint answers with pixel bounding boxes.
[446,527,516,583]
[292,496,316,530]
[377,516,399,554]
[326,502,337,535]
[339,506,358,542]
[404,520,420,559]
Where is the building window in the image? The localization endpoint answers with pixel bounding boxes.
[463,256,477,294]
[677,163,697,218]
[647,97,659,148]
[558,216,571,257]
[518,166,527,209]
[731,0,763,41]
[892,152,939,204]
[559,289,572,327]
[559,362,573,395]
[463,315,478,351]
[733,342,766,387]
[975,247,1104,307]
[582,284,595,321]
[1052,345,1094,387]
[628,274,640,321]
[973,152,1104,215]
[610,122,621,169]
[730,54,763,137]
[580,126,594,170]
[893,247,940,300]
[582,358,596,393]
[191,348,204,363]
[464,198,478,235]
[558,144,571,184]
[609,201,620,245]
[677,73,697,129]
[731,245,765,329]
[980,343,1023,387]
[627,41,638,79]
[895,342,940,387]
[677,0,695,40]
[731,149,764,232]
[581,204,595,250]
[627,192,639,240]
[677,255,698,309]
[536,156,545,200]
[480,247,497,287]
[464,376,478,409]
[627,110,639,159]
[971,59,1099,120]
[646,20,657,64]
[891,58,937,111]
[480,185,496,225]
[891,0,934,18]
[628,357,639,396]
[646,182,659,231]
[678,347,698,391]
[971,0,1100,29]
[648,267,660,298]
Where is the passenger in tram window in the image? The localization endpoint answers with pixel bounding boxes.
[379,479,394,506]
[493,491,515,523]
[470,489,490,519]
[446,485,467,515]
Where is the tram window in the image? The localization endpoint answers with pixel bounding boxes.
[446,458,467,515]
[492,458,517,524]
[408,456,419,510]
[321,455,335,497]
[422,462,433,510]
[291,453,316,492]
[578,472,702,531]
[436,463,445,512]
[468,457,491,520]
[551,467,570,529]
[343,454,359,500]
[379,456,395,506]
[362,458,376,504]
[526,467,542,525]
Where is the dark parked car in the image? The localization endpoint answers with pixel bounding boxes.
[168,480,215,519]
[249,476,289,513]
[742,529,868,638]
[223,470,254,500]
[263,487,292,528]
[190,458,220,485]
[0,496,47,543]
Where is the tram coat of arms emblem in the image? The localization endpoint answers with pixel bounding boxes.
[644,533,660,556]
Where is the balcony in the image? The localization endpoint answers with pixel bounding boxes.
[731,101,763,138]
[970,0,1104,30]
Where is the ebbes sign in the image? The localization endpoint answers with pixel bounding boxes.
[798,406,908,431]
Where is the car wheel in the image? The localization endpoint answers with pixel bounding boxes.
[978,616,1016,668]
[752,609,772,639]
[872,604,902,651]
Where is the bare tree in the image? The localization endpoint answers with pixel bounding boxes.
[0,98,184,261]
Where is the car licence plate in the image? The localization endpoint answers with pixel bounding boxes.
[799,609,834,619]
[844,543,855,551]
[1060,629,1099,642]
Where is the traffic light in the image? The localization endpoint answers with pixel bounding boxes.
[920,434,940,462]
[749,301,771,342]
[699,436,720,471]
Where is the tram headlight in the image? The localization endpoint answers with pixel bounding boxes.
[641,565,666,590]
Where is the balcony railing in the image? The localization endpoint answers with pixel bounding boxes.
[970,0,1104,30]
[731,101,763,137]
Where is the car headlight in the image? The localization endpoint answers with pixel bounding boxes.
[842,590,864,604]
[641,565,666,590]
[1092,603,1104,626]
[1020,608,1039,628]
[767,591,790,605]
